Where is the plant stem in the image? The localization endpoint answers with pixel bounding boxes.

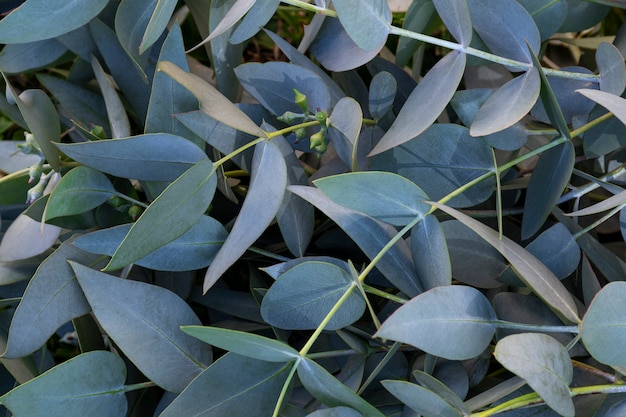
[357,341,401,395]
[280,0,337,16]
[491,320,579,334]
[124,381,157,392]
[272,361,299,417]
[111,191,148,209]
[572,203,626,239]
[362,284,408,304]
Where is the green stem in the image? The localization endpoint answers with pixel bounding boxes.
[362,284,408,304]
[124,381,157,392]
[491,320,579,334]
[492,148,503,239]
[307,349,360,359]
[111,191,148,209]
[357,341,401,395]
[272,361,300,417]
[572,203,626,240]
[280,0,337,16]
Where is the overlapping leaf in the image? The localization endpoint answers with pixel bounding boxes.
[382,380,464,417]
[332,0,391,52]
[433,0,472,47]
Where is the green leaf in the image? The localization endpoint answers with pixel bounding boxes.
[158,60,267,138]
[230,0,280,44]
[56,134,207,182]
[370,50,466,155]
[114,0,154,71]
[3,79,61,171]
[382,380,464,417]
[0,214,61,262]
[582,282,626,366]
[433,0,472,47]
[261,261,365,331]
[495,333,574,417]
[298,358,384,417]
[519,0,567,40]
[160,353,291,417]
[3,238,102,358]
[203,140,287,293]
[327,97,363,170]
[198,0,255,46]
[332,0,391,52]
[566,189,626,217]
[0,0,108,44]
[307,407,364,417]
[104,158,217,271]
[314,172,430,226]
[90,56,131,139]
[412,370,470,414]
[181,326,300,362]
[0,39,69,75]
[597,42,626,95]
[522,141,575,239]
[376,286,497,360]
[44,166,115,221]
[431,202,580,324]
[411,215,452,290]
[289,186,422,297]
[71,262,211,393]
[470,68,540,137]
[139,0,178,54]
[0,351,126,417]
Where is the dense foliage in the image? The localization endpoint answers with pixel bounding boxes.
[1,0,626,416]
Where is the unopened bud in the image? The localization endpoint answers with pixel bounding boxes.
[128,205,142,221]
[277,111,304,124]
[294,89,308,113]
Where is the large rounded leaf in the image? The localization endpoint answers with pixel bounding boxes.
[375,286,497,360]
[332,0,391,52]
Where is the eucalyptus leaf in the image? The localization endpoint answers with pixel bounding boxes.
[307,407,364,417]
[430,202,580,324]
[44,166,115,221]
[370,50,466,155]
[566,190,626,216]
[158,61,267,138]
[382,380,464,417]
[203,140,287,293]
[0,0,108,44]
[519,0,568,40]
[104,158,217,271]
[91,56,131,139]
[230,0,280,44]
[198,0,255,45]
[0,214,60,262]
[577,88,626,126]
[328,97,363,170]
[494,333,574,417]
[332,0,391,52]
[376,285,497,360]
[71,262,211,393]
[160,353,291,417]
[114,0,154,70]
[261,261,365,331]
[0,39,69,75]
[181,325,300,362]
[138,0,178,54]
[412,370,470,414]
[368,72,396,121]
[411,215,452,290]
[56,134,207,182]
[0,351,127,417]
[433,0,472,47]
[597,42,626,95]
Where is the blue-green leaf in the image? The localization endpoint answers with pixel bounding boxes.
[433,0,472,47]
[139,0,178,54]
[368,71,396,121]
[181,326,299,362]
[577,88,626,127]
[0,0,108,44]
[495,334,574,417]
[203,140,287,293]
[71,262,211,393]
[332,0,391,52]
[0,351,126,417]
[411,215,452,290]
[290,186,422,297]
[598,42,626,95]
[74,216,227,272]
[56,134,207,182]
[114,0,154,70]
[91,56,131,139]
[298,358,384,417]
[160,353,291,417]
[328,97,363,170]
[199,0,255,45]
[261,261,365,331]
[522,141,575,239]
[230,0,280,44]
[0,214,61,262]
[376,286,497,360]
[370,50,466,155]
[307,408,364,417]
[0,39,68,74]
[44,166,114,221]
[382,380,463,417]
[314,171,430,226]
[103,158,216,271]
[518,0,568,40]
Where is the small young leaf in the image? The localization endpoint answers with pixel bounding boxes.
[582,282,626,366]
[160,353,291,417]
[430,202,580,324]
[203,140,287,293]
[433,0,472,47]
[71,262,211,393]
[597,42,626,95]
[104,158,217,271]
[44,166,115,221]
[91,56,131,139]
[261,261,365,330]
[411,215,452,290]
[56,134,207,182]
[0,351,127,417]
[495,334,574,417]
[0,0,108,44]
[382,380,464,417]
[370,50,466,155]
[181,326,300,362]
[470,68,540,137]
[158,61,267,138]
[314,171,431,226]
[298,358,384,417]
[375,286,497,360]
[522,141,575,239]
[332,0,391,52]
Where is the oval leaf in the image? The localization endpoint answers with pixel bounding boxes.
[104,158,217,271]
[328,97,363,170]
[470,68,540,137]
[370,50,466,155]
[376,286,497,360]
[261,261,365,331]
[494,333,574,417]
[433,0,472,47]
[0,351,127,417]
[382,380,463,417]
[368,71,396,121]
[314,171,430,226]
[203,140,287,293]
[56,134,207,182]
[431,202,580,324]
[181,326,300,362]
[0,0,108,44]
[332,0,391,52]
[71,262,211,393]
[0,214,61,262]
[411,215,452,290]
[230,0,281,44]
[597,42,626,95]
